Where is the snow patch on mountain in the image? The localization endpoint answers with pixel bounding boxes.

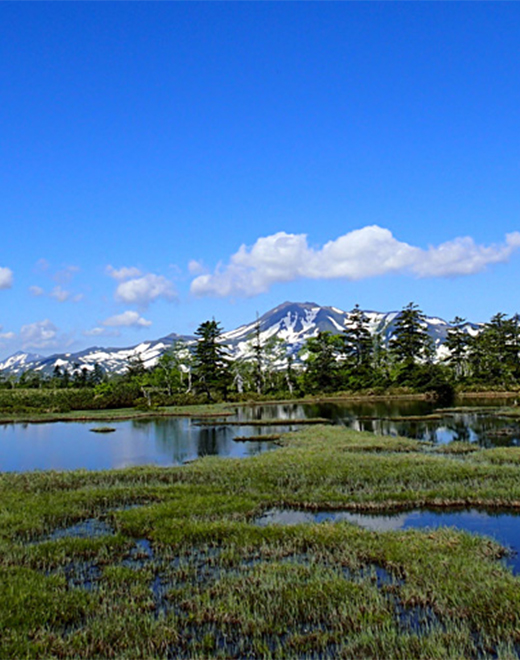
[0,302,482,377]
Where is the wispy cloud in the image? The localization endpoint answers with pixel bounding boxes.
[0,327,15,341]
[188,259,207,275]
[29,285,45,297]
[102,311,152,328]
[83,327,120,338]
[0,267,13,290]
[29,262,82,302]
[20,320,60,350]
[106,265,143,281]
[49,286,83,303]
[190,226,520,298]
[50,286,72,303]
[53,265,80,285]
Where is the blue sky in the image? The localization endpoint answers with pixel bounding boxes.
[1,2,520,359]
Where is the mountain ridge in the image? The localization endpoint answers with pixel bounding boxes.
[0,302,479,376]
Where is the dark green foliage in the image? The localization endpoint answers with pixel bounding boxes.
[343,304,373,369]
[444,316,470,380]
[467,312,520,387]
[302,331,343,393]
[251,315,263,394]
[193,320,231,400]
[390,303,433,367]
[341,304,378,390]
[3,303,520,411]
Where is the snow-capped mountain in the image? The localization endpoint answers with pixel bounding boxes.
[0,334,194,377]
[0,302,479,377]
[223,301,478,362]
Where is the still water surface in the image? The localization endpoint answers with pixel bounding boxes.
[236,398,520,447]
[1,397,519,472]
[0,418,285,472]
[255,508,520,575]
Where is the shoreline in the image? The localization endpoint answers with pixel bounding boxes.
[0,390,518,424]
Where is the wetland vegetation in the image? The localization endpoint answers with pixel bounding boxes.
[3,304,520,656]
[3,425,520,658]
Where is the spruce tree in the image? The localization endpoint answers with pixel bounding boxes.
[390,303,432,366]
[344,304,373,362]
[193,319,230,400]
[302,331,342,393]
[444,316,470,380]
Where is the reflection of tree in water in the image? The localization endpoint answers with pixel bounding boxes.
[231,401,520,449]
[197,425,232,457]
[237,403,307,422]
[469,414,520,448]
[153,419,195,464]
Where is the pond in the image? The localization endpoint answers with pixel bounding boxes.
[0,418,288,472]
[1,397,519,472]
[255,507,520,575]
[236,397,520,447]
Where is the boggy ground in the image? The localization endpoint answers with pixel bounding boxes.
[2,426,520,658]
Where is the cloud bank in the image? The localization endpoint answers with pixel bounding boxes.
[190,226,520,298]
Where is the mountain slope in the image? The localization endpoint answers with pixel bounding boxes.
[0,302,480,376]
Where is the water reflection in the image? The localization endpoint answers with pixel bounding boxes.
[2,398,520,472]
[238,399,520,447]
[255,507,520,574]
[0,418,277,473]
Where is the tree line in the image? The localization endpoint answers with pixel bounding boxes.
[2,303,520,410]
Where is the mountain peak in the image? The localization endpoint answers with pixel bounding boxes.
[0,302,480,376]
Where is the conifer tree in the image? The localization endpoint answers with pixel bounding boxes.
[390,303,432,366]
[193,320,230,400]
[444,316,470,379]
[343,304,373,368]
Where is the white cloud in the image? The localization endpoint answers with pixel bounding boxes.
[29,285,45,297]
[188,259,206,275]
[0,267,13,290]
[20,320,59,350]
[114,273,177,307]
[106,265,143,281]
[190,226,520,298]
[102,311,152,328]
[0,325,15,348]
[413,232,520,277]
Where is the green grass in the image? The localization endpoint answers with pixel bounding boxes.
[0,401,236,424]
[2,425,520,657]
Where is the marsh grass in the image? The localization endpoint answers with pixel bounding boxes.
[3,425,520,657]
[0,401,236,424]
